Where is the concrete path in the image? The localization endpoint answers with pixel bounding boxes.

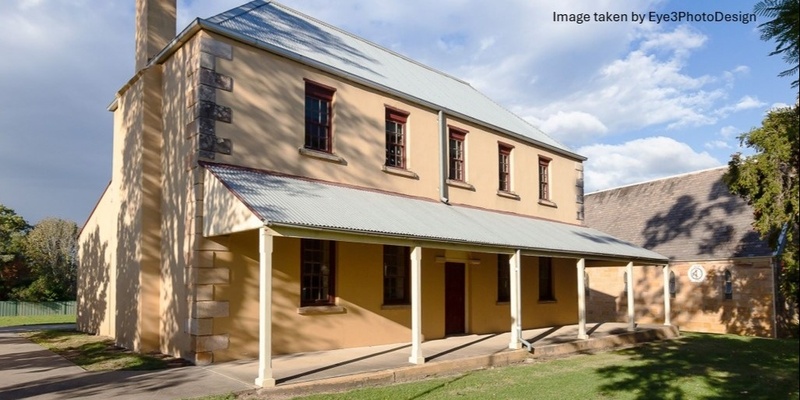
[0,324,254,400]
[0,322,678,399]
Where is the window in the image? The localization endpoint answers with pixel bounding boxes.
[301,239,336,306]
[498,143,513,192]
[538,257,555,301]
[723,269,732,300]
[383,245,410,305]
[538,157,550,200]
[448,127,467,181]
[669,271,676,299]
[497,254,510,303]
[304,80,335,152]
[385,108,409,168]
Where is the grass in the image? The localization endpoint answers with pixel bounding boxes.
[21,329,189,371]
[289,333,799,400]
[0,314,76,327]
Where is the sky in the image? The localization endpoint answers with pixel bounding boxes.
[0,0,796,225]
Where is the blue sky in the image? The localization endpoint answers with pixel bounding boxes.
[0,0,795,224]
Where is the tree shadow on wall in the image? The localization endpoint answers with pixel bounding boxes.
[77,225,109,335]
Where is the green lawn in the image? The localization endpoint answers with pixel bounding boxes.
[293,333,799,400]
[23,329,179,371]
[0,314,76,327]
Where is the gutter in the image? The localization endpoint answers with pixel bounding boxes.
[144,18,586,162]
[262,221,670,265]
[439,110,449,204]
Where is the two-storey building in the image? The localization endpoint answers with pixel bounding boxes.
[77,0,669,387]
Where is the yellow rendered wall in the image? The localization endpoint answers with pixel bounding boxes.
[204,33,582,224]
[585,259,775,337]
[77,184,117,338]
[468,255,578,333]
[159,37,197,359]
[211,234,580,359]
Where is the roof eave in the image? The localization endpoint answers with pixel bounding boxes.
[264,221,668,264]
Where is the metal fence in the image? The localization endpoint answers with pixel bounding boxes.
[0,301,76,316]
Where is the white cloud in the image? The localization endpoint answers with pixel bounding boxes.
[639,24,706,58]
[512,24,731,145]
[705,140,731,149]
[714,95,767,117]
[769,102,792,110]
[535,111,608,143]
[719,125,739,138]
[579,137,721,192]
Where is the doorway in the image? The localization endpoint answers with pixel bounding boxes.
[444,262,466,335]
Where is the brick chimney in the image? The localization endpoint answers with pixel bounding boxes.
[135,0,176,71]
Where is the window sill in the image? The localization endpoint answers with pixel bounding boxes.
[296,305,346,315]
[447,179,475,191]
[495,301,510,306]
[538,199,557,208]
[381,304,410,310]
[497,190,520,200]
[382,165,419,180]
[537,299,557,304]
[298,147,348,165]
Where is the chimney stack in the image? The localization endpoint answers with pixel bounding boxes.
[135,0,176,71]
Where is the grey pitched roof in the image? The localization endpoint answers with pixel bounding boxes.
[205,163,668,263]
[201,0,582,160]
[584,167,772,261]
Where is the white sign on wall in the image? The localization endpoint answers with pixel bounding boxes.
[688,264,706,283]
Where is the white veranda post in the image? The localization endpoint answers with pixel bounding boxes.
[663,263,671,326]
[577,258,587,340]
[509,250,522,349]
[626,261,635,331]
[255,227,276,387]
[408,246,424,364]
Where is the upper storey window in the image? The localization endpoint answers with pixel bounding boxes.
[385,108,409,169]
[498,143,513,192]
[304,80,335,153]
[448,127,467,181]
[539,157,551,201]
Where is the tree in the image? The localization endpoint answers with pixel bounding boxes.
[15,218,79,301]
[0,205,31,300]
[754,0,800,88]
[725,105,799,316]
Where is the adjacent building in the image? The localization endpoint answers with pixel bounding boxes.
[77,0,669,387]
[584,167,779,337]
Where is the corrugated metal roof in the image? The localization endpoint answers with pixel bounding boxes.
[206,163,668,263]
[202,0,581,159]
[585,167,772,261]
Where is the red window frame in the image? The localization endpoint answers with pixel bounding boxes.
[498,143,513,192]
[385,107,409,169]
[448,127,467,181]
[304,80,335,153]
[539,157,551,200]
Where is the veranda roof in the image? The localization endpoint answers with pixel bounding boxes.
[205,163,669,264]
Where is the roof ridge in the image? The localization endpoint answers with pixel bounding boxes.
[204,0,271,25]
[265,1,471,86]
[586,165,727,195]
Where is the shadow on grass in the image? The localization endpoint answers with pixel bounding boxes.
[596,333,799,399]
[25,329,188,371]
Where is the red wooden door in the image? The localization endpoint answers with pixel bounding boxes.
[445,263,465,335]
